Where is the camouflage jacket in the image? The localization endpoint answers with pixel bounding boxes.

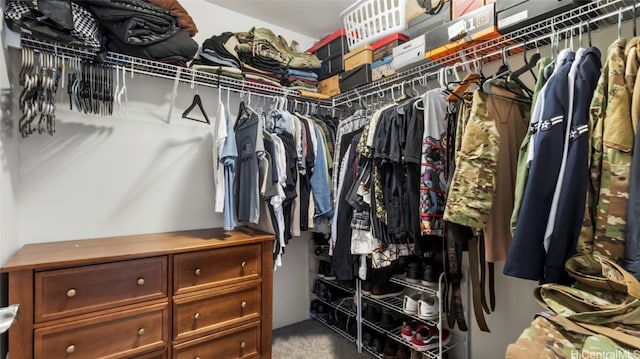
[235,27,321,69]
[579,38,634,261]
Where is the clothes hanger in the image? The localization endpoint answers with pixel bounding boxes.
[182,85,210,124]
[446,62,481,102]
[510,40,540,84]
[618,8,623,40]
[482,48,532,103]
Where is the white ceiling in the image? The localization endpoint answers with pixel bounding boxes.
[206,0,354,40]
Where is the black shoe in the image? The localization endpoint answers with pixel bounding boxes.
[379,307,401,330]
[405,261,423,284]
[372,335,385,354]
[364,302,381,323]
[371,281,405,299]
[421,259,442,286]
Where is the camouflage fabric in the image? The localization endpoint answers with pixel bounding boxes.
[565,254,640,298]
[444,89,499,228]
[235,27,321,69]
[510,57,553,235]
[625,37,640,134]
[506,314,640,359]
[579,38,634,260]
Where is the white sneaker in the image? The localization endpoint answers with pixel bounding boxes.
[403,292,420,315]
[417,294,438,320]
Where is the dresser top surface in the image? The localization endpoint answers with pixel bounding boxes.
[1,227,274,272]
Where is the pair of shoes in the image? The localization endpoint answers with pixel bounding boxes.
[371,281,405,299]
[313,280,332,301]
[364,301,381,323]
[405,258,443,287]
[403,291,420,314]
[411,324,451,352]
[417,293,438,320]
[318,260,336,280]
[379,306,402,330]
[400,319,421,342]
[309,299,329,320]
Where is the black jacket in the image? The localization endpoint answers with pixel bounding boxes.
[84,0,180,45]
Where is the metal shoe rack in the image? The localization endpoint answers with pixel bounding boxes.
[310,245,466,359]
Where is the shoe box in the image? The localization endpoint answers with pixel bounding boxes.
[372,33,409,62]
[425,2,499,60]
[392,35,430,72]
[451,0,496,20]
[372,55,396,81]
[318,74,341,97]
[405,0,451,40]
[497,0,589,34]
[343,43,373,72]
[307,28,349,81]
[338,64,371,93]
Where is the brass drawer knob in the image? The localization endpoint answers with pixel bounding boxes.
[138,328,145,336]
[66,345,76,354]
[66,289,77,298]
[241,261,247,268]
[241,301,247,308]
[240,342,246,349]
[194,312,200,320]
[194,268,201,276]
[194,357,201,359]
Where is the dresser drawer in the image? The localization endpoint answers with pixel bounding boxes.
[34,302,169,359]
[174,245,261,295]
[173,321,260,359]
[35,257,168,322]
[136,349,167,359]
[173,282,261,341]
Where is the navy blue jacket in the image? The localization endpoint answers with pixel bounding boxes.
[543,47,602,284]
[504,51,575,281]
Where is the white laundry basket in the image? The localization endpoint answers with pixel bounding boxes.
[341,0,408,50]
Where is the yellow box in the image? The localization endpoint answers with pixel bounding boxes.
[318,74,341,97]
[343,44,372,72]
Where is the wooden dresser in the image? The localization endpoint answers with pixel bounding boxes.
[1,228,274,359]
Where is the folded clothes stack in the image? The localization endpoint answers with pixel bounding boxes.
[191,32,245,77]
[281,68,319,92]
[235,27,322,91]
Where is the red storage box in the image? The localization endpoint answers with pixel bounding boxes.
[452,0,496,20]
[371,33,409,61]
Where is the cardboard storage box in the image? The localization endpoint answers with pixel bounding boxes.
[392,35,430,72]
[339,64,372,93]
[343,44,373,72]
[425,3,499,60]
[307,28,349,80]
[372,55,396,81]
[497,0,587,34]
[372,33,409,62]
[318,74,341,97]
[406,0,451,40]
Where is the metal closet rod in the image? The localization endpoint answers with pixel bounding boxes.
[19,37,332,107]
[334,0,640,107]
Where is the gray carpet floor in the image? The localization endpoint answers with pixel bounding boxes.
[272,319,376,359]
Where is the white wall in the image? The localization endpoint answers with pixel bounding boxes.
[0,2,317,350]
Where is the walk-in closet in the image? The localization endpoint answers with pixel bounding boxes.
[1,0,640,358]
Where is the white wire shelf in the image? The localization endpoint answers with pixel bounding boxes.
[362,294,438,327]
[362,318,459,359]
[312,294,358,317]
[310,313,358,343]
[19,37,333,107]
[332,0,639,107]
[314,275,357,294]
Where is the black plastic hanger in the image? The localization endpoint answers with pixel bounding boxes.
[182,93,210,124]
[482,48,532,103]
[511,41,540,84]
